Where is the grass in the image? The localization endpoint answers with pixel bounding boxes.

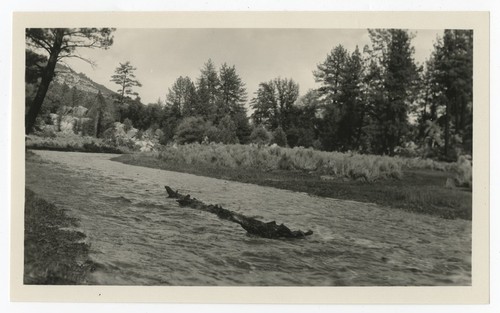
[112,145,472,220]
[24,188,95,284]
[153,143,404,181]
[26,132,126,154]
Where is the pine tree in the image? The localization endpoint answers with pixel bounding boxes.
[314,45,366,151]
[110,61,142,104]
[251,77,299,132]
[196,59,220,121]
[217,63,249,143]
[165,76,198,117]
[217,63,247,121]
[94,91,107,138]
[365,29,419,155]
[429,30,473,158]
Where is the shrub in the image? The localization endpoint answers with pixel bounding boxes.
[25,132,126,153]
[216,116,239,144]
[123,118,134,132]
[272,126,288,147]
[37,128,57,139]
[155,143,404,181]
[250,125,271,145]
[174,116,210,144]
[81,119,95,137]
[451,155,472,189]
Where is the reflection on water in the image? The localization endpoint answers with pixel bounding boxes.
[26,150,472,286]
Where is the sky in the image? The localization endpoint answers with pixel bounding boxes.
[64,28,443,105]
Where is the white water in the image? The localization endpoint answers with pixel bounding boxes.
[25,150,471,286]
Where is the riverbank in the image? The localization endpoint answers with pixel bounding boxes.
[24,188,95,284]
[112,153,472,220]
[26,133,126,154]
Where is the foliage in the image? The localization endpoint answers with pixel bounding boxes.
[123,118,134,132]
[80,118,96,137]
[423,30,473,159]
[315,45,366,151]
[285,90,321,148]
[154,143,405,181]
[271,126,288,147]
[87,91,112,138]
[215,115,239,144]
[364,29,420,155]
[25,28,474,166]
[249,124,271,145]
[251,77,300,132]
[25,49,46,84]
[450,155,472,189]
[174,116,211,144]
[196,59,220,120]
[217,63,247,122]
[25,28,115,134]
[110,61,142,103]
[26,132,125,153]
[166,76,198,116]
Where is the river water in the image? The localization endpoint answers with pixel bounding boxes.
[25,150,471,286]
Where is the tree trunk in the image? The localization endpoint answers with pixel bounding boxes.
[25,30,64,134]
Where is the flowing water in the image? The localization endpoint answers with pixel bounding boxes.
[25,150,471,286]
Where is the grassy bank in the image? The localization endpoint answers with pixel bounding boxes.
[151,143,405,181]
[113,148,472,220]
[24,188,95,284]
[26,133,126,154]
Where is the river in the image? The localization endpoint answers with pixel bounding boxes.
[25,150,471,286]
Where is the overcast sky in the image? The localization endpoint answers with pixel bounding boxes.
[64,28,443,105]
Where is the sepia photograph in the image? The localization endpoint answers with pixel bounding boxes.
[9,11,490,304]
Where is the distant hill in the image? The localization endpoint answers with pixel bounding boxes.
[53,63,117,97]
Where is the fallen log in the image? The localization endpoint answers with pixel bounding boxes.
[165,186,313,239]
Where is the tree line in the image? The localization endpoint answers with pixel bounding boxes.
[118,59,252,145]
[248,29,472,160]
[25,28,473,161]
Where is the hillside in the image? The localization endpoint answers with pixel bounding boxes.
[53,63,116,97]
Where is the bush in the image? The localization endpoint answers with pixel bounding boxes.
[287,127,315,148]
[174,117,210,144]
[37,128,57,139]
[25,132,126,153]
[123,118,134,132]
[250,125,271,145]
[451,155,472,189]
[155,143,404,181]
[272,126,288,147]
[81,119,95,137]
[216,116,239,144]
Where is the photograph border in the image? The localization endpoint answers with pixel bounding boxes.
[11,11,490,304]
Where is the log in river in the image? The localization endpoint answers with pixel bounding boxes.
[165,186,313,239]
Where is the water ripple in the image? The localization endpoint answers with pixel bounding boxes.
[25,150,472,286]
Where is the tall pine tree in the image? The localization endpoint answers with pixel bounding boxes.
[429,30,473,158]
[196,59,220,122]
[365,29,419,155]
[166,76,198,117]
[314,45,366,151]
[217,63,250,143]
